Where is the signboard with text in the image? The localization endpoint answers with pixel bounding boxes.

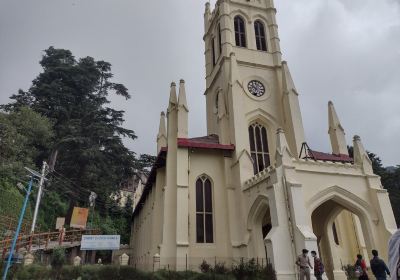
[70,207,89,229]
[80,235,120,250]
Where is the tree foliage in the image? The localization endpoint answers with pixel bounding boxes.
[0,107,54,179]
[1,47,155,237]
[348,146,400,226]
[2,47,138,203]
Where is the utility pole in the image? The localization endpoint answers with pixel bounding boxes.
[30,161,48,233]
[2,177,34,280]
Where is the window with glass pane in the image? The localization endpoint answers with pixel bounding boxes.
[248,123,270,174]
[234,16,246,48]
[196,176,214,243]
[254,20,267,51]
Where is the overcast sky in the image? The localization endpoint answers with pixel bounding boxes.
[1,0,399,166]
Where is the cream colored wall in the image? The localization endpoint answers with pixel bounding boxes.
[205,0,284,153]
[131,168,165,270]
[130,1,397,279]
[293,159,396,260]
[187,149,232,267]
[333,211,362,266]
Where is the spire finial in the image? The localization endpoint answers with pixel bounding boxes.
[282,61,297,95]
[275,128,294,167]
[205,2,211,13]
[158,111,166,135]
[328,101,343,131]
[353,135,373,174]
[178,79,188,111]
[157,111,167,153]
[168,82,177,107]
[177,79,189,138]
[328,101,347,155]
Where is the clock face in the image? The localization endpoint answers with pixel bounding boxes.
[247,80,265,97]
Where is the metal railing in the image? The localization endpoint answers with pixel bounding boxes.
[0,228,100,259]
[0,215,38,240]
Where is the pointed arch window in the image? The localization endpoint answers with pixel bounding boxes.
[249,123,270,174]
[196,175,213,243]
[234,16,246,48]
[254,20,267,51]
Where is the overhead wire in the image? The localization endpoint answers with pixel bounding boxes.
[45,172,128,212]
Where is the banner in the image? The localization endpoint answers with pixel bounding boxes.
[80,235,120,250]
[70,207,89,229]
[55,217,65,230]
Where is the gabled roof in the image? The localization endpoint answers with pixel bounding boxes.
[178,134,235,150]
[132,148,166,217]
[307,150,353,163]
[132,135,234,217]
[299,142,353,163]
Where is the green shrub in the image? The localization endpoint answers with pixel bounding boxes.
[9,263,276,280]
[59,265,82,280]
[190,273,234,280]
[343,264,357,280]
[80,265,101,280]
[98,265,119,280]
[260,263,276,280]
[0,180,32,222]
[213,262,229,275]
[119,266,148,280]
[51,248,66,270]
[13,264,51,280]
[199,260,212,273]
[232,258,258,279]
[152,269,199,280]
[231,258,276,280]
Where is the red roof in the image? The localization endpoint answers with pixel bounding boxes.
[178,135,235,150]
[308,150,353,163]
[133,136,234,217]
[133,149,166,217]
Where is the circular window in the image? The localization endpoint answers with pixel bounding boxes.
[247,80,265,97]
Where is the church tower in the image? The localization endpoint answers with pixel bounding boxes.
[204,0,306,172]
[131,1,397,278]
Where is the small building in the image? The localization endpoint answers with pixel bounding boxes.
[112,172,147,208]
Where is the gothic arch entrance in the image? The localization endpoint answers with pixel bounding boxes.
[247,196,272,262]
[311,198,374,280]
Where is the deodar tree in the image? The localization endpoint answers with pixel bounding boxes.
[2,47,140,208]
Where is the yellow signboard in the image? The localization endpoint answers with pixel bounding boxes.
[70,207,89,229]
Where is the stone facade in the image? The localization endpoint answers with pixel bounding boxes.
[130,1,397,279]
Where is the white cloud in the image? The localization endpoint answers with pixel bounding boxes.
[0,0,399,165]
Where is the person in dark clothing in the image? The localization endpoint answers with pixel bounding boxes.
[370,250,391,280]
[355,254,369,280]
[311,251,324,280]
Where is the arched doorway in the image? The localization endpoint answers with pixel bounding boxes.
[311,199,373,280]
[247,196,272,262]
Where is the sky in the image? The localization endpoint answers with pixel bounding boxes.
[1,0,399,166]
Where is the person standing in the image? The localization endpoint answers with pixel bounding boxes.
[311,251,325,280]
[370,250,390,280]
[296,249,313,280]
[355,254,369,280]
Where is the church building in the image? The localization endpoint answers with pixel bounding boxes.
[130,1,397,279]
